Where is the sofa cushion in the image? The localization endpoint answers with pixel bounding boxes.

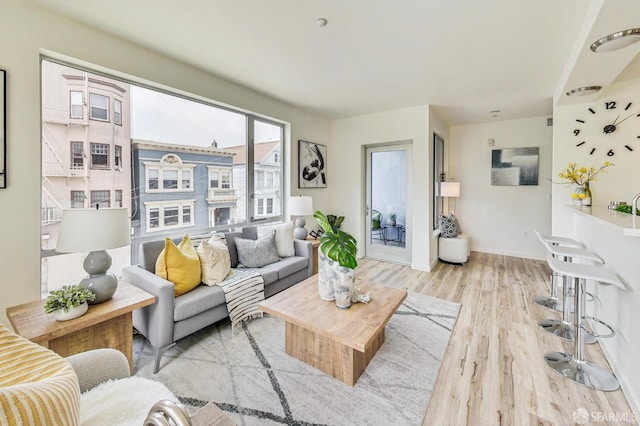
[224,232,243,268]
[258,222,295,257]
[197,235,231,286]
[260,256,309,280]
[235,232,280,268]
[174,284,226,322]
[156,235,202,296]
[245,267,278,285]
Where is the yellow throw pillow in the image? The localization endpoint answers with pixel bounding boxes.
[156,235,202,296]
[197,235,232,286]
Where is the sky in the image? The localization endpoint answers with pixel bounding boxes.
[130,85,281,147]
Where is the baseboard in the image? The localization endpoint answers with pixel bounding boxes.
[470,246,545,261]
[598,339,640,420]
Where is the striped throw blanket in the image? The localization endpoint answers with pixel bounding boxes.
[218,269,265,332]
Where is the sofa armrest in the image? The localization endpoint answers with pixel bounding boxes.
[122,265,176,349]
[66,348,130,393]
[293,239,313,278]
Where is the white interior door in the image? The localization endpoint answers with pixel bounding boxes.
[365,143,412,265]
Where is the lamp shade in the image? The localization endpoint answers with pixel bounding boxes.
[56,208,131,253]
[289,196,313,216]
[440,182,460,198]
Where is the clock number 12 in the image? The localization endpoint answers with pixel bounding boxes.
[606,101,616,110]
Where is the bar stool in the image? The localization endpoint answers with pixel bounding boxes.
[536,235,603,344]
[532,229,584,311]
[543,252,624,391]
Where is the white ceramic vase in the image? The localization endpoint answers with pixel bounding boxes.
[54,302,88,321]
[318,252,356,307]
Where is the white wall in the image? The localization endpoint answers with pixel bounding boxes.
[331,105,447,271]
[552,79,640,236]
[0,0,331,328]
[450,116,553,259]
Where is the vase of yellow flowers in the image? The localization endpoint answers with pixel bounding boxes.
[558,161,613,207]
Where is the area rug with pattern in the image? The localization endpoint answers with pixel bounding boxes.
[133,291,460,426]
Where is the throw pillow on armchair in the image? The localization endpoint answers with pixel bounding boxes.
[439,213,460,238]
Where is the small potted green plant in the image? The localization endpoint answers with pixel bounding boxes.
[314,211,358,307]
[44,284,95,321]
[389,212,397,226]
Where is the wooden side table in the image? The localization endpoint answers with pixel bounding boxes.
[306,237,321,275]
[6,281,154,373]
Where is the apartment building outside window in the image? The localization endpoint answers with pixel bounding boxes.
[114,99,122,125]
[71,142,83,169]
[70,190,85,208]
[70,91,83,119]
[115,189,123,207]
[90,190,110,208]
[90,143,109,168]
[89,93,109,121]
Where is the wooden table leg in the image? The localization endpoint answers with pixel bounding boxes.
[284,321,386,386]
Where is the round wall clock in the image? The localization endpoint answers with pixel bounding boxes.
[572,100,640,156]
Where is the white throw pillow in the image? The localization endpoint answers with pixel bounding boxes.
[258,222,295,257]
[197,235,232,286]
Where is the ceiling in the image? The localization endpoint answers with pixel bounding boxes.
[27,0,640,125]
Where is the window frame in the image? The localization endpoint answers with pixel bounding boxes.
[70,91,83,119]
[70,190,85,208]
[114,145,122,169]
[89,93,109,122]
[90,142,110,169]
[90,190,111,209]
[114,98,122,126]
[144,162,195,193]
[70,141,84,169]
[144,200,196,232]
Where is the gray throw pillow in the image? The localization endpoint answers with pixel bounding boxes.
[234,231,280,268]
[439,213,460,238]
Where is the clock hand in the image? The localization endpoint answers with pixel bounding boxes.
[610,115,621,126]
[616,113,635,126]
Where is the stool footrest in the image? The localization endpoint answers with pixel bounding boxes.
[581,316,616,339]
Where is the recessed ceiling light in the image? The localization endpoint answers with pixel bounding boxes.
[590,28,640,53]
[565,86,602,97]
[489,110,500,117]
[316,18,328,27]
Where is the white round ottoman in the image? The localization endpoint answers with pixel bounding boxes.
[438,233,470,264]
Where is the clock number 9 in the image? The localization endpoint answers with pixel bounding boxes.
[607,149,615,157]
[573,129,580,136]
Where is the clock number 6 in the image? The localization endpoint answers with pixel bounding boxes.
[573,129,580,136]
[607,149,615,157]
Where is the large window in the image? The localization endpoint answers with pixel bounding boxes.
[89,93,109,121]
[90,143,109,168]
[70,91,83,119]
[41,59,285,295]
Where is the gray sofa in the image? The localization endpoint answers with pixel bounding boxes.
[122,226,312,373]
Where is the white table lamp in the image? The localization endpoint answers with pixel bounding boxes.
[289,196,313,240]
[56,207,131,303]
[440,182,460,213]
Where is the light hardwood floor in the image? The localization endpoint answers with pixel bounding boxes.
[356,252,637,426]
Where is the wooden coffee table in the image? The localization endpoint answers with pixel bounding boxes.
[258,275,407,386]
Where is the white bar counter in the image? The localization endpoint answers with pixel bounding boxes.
[567,204,640,237]
[565,204,640,414]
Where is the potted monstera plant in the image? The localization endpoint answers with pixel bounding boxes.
[314,211,358,308]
